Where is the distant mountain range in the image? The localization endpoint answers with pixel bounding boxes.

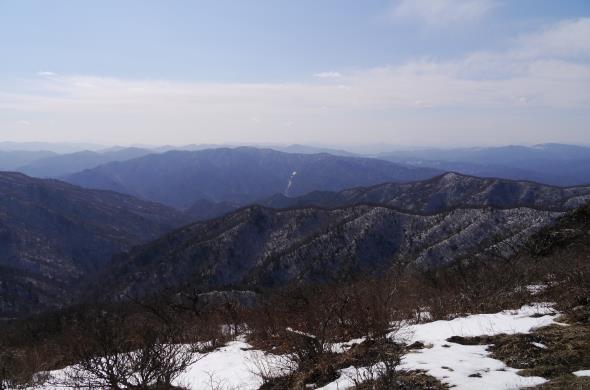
[379,144,590,186]
[2,143,590,188]
[64,147,441,209]
[0,172,189,317]
[18,147,154,178]
[0,150,57,171]
[0,141,108,153]
[269,144,357,156]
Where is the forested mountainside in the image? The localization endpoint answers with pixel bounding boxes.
[185,172,590,221]
[0,172,190,317]
[94,204,560,300]
[261,172,590,213]
[3,169,586,318]
[65,147,441,208]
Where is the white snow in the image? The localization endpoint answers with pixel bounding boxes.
[526,284,548,295]
[35,340,289,390]
[532,341,547,349]
[391,303,557,344]
[316,365,366,390]
[330,337,366,354]
[174,340,280,390]
[320,303,560,390]
[284,171,298,195]
[574,370,590,377]
[398,343,547,389]
[34,304,562,390]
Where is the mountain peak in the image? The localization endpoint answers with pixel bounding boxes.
[436,171,469,183]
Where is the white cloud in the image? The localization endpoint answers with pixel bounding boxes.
[16,120,31,126]
[313,71,342,79]
[390,0,498,26]
[517,18,590,60]
[37,71,56,77]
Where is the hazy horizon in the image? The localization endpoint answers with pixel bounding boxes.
[1,0,589,146]
[3,139,590,156]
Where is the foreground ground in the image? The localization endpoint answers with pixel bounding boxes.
[33,302,590,390]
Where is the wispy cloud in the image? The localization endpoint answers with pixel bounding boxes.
[37,71,56,77]
[389,0,499,27]
[313,71,342,79]
[1,18,588,145]
[517,18,590,60]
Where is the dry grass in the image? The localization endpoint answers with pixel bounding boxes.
[535,375,590,389]
[259,338,447,390]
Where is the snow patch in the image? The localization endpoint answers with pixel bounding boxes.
[330,337,366,354]
[174,340,281,389]
[574,370,590,377]
[320,303,559,390]
[284,171,298,195]
[526,284,548,295]
[35,340,288,390]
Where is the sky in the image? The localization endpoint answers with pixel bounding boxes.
[0,0,589,147]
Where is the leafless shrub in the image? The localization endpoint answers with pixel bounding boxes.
[0,342,48,390]
[55,310,204,389]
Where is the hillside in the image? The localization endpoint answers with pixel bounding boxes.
[262,172,590,213]
[64,147,441,209]
[94,204,560,300]
[0,172,190,317]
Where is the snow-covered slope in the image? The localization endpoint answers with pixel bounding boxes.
[36,304,561,390]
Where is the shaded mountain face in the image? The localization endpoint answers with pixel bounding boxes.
[0,172,190,317]
[262,172,590,214]
[17,147,155,178]
[95,204,560,300]
[185,199,242,221]
[378,144,590,186]
[64,147,441,209]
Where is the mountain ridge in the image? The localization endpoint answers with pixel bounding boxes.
[17,147,155,178]
[64,147,441,208]
[91,203,561,301]
[183,171,590,220]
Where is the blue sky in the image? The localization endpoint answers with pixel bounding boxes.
[1,0,589,146]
